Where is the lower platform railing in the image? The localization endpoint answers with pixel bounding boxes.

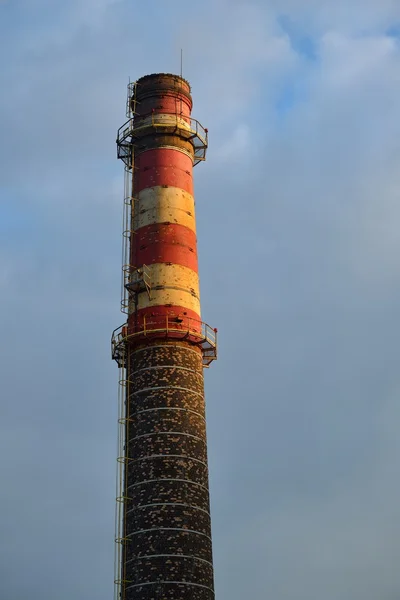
[112,316,217,367]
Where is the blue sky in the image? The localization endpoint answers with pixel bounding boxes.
[1,1,400,599]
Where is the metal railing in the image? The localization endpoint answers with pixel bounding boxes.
[111,316,217,367]
[116,110,208,166]
[122,264,152,310]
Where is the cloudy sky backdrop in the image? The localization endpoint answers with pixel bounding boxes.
[1,0,400,598]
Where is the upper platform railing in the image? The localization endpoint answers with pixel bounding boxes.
[116,111,208,167]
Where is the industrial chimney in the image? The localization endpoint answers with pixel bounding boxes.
[111,73,217,600]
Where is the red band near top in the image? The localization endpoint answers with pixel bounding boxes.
[135,148,193,195]
[137,96,191,120]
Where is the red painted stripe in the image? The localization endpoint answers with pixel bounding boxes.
[131,223,198,272]
[135,149,193,194]
[137,96,191,119]
[127,305,201,336]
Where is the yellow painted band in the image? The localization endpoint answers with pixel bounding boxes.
[134,187,196,233]
[136,263,201,315]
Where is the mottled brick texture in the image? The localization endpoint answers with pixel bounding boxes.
[122,342,214,600]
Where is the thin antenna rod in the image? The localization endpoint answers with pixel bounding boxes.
[180,48,183,78]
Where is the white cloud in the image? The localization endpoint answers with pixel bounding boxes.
[214,124,251,163]
[320,31,398,88]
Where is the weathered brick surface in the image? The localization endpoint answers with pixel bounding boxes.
[129,433,207,462]
[125,555,213,585]
[123,342,214,600]
[132,344,202,370]
[127,455,209,489]
[129,479,209,509]
[129,366,204,396]
[125,504,211,536]
[131,387,204,413]
[131,530,212,561]
[126,582,212,600]
[126,407,206,439]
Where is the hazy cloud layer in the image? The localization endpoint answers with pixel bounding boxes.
[1,1,400,599]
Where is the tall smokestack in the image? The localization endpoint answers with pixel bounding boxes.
[112,73,217,600]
